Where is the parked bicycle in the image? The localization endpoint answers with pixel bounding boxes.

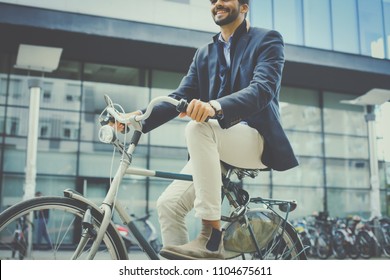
[331,216,360,259]
[115,212,161,253]
[10,215,29,260]
[0,95,307,260]
[293,212,390,260]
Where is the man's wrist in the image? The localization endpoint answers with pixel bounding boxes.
[209,100,223,119]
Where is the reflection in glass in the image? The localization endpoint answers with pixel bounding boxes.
[325,134,369,159]
[331,0,359,54]
[272,186,324,219]
[0,76,7,105]
[0,106,4,134]
[326,159,369,188]
[323,92,366,136]
[303,0,332,49]
[273,0,303,44]
[280,87,321,132]
[286,131,322,157]
[327,188,370,217]
[84,63,144,86]
[250,0,273,30]
[357,0,385,58]
[273,157,324,188]
[384,0,390,59]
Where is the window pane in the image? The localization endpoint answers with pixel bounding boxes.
[303,0,332,49]
[272,186,324,219]
[274,0,304,44]
[287,131,323,157]
[36,139,78,175]
[84,63,145,86]
[280,87,321,132]
[273,157,324,187]
[152,70,184,90]
[384,0,390,59]
[358,0,385,58]
[325,134,369,159]
[1,174,25,208]
[250,0,273,29]
[81,82,149,141]
[327,188,371,217]
[326,159,370,188]
[3,137,27,173]
[0,106,4,135]
[0,76,7,105]
[331,0,359,54]
[323,92,367,136]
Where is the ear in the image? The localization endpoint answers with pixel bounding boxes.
[240,4,249,14]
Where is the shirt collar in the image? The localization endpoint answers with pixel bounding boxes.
[218,33,233,45]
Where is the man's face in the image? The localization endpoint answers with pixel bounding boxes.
[210,0,245,26]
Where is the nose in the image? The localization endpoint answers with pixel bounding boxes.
[213,0,224,7]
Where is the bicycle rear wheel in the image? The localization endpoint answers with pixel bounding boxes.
[0,196,128,260]
[315,232,332,259]
[379,218,390,257]
[224,209,307,260]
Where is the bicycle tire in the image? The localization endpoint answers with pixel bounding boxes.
[224,209,307,260]
[379,219,390,257]
[356,231,374,259]
[347,243,360,259]
[332,230,347,259]
[0,196,128,260]
[315,232,332,260]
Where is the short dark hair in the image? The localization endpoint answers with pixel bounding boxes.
[238,0,250,5]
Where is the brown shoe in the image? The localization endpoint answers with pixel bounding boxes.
[160,225,225,260]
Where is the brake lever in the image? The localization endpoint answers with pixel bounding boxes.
[112,139,132,162]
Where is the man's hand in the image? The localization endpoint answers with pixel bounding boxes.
[179,99,215,122]
[109,111,141,132]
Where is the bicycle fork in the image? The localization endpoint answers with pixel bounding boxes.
[72,204,113,260]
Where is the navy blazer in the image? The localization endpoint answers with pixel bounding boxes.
[142,27,298,171]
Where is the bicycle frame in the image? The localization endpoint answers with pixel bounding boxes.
[40,94,304,260]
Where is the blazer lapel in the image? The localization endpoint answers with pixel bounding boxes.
[231,32,251,90]
[208,42,219,100]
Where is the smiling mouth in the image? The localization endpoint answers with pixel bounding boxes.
[215,9,229,16]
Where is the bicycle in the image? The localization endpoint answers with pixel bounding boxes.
[10,215,29,260]
[0,94,307,260]
[115,212,162,253]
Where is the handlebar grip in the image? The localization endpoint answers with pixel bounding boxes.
[175,99,211,122]
[176,99,188,113]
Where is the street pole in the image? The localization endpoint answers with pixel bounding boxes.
[23,78,43,257]
[365,105,381,219]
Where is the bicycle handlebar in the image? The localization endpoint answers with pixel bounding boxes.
[103,95,188,131]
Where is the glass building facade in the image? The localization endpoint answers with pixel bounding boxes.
[0,0,389,243]
[251,0,390,60]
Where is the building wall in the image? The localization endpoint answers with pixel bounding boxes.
[0,0,218,32]
[1,0,389,59]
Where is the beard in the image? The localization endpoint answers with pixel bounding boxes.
[213,8,240,26]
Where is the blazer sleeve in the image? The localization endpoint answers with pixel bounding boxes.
[141,49,201,133]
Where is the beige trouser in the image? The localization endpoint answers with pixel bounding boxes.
[156,120,266,246]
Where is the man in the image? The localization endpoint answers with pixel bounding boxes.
[117,0,298,259]
[34,191,51,247]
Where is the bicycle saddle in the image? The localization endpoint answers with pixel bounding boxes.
[220,161,269,180]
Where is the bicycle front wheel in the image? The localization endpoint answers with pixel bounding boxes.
[0,196,128,260]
